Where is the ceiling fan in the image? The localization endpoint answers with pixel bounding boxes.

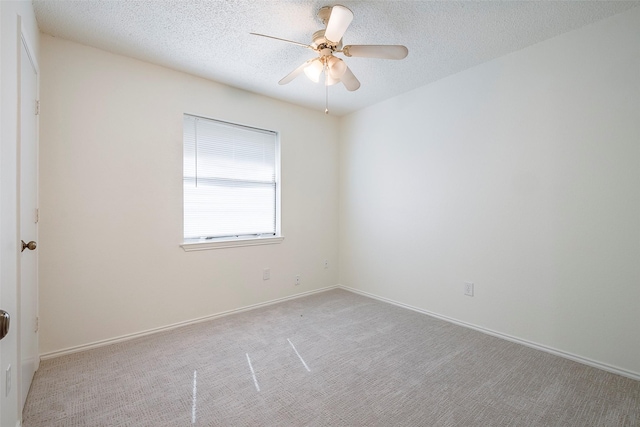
[251,4,408,113]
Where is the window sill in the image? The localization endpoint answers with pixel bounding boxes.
[181,235,284,251]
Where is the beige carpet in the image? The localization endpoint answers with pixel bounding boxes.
[23,289,639,426]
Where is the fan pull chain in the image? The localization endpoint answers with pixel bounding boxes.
[325,84,329,115]
[324,63,329,115]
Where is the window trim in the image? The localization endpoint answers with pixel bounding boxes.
[180,235,284,251]
[182,114,282,250]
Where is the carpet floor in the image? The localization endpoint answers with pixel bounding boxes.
[23,289,639,426]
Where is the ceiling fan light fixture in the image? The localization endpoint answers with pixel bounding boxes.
[325,74,340,86]
[304,59,323,83]
[327,56,347,79]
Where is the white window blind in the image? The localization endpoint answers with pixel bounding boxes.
[183,114,278,241]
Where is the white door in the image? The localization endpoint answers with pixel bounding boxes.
[19,35,39,411]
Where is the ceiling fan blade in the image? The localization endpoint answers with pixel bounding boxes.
[342,45,409,60]
[279,59,314,85]
[250,33,314,50]
[341,66,360,91]
[324,5,353,45]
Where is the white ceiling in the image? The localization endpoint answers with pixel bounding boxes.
[33,1,639,116]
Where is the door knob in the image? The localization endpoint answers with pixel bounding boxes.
[21,240,37,252]
[0,310,9,341]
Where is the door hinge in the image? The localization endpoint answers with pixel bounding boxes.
[35,100,40,116]
[34,316,39,333]
[35,208,39,224]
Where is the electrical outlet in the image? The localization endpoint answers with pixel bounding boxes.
[6,364,11,396]
[464,282,474,297]
[324,259,329,269]
[295,275,301,286]
[263,269,270,281]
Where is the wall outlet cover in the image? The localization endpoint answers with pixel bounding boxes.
[464,282,474,296]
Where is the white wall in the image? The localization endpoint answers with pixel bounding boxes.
[38,35,339,355]
[339,7,640,377]
[1,1,40,425]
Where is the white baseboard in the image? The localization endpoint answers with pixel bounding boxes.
[339,285,640,382]
[40,283,639,382]
[40,285,339,361]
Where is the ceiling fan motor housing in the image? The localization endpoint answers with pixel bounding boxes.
[312,29,342,51]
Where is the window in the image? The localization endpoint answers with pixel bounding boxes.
[182,114,282,250]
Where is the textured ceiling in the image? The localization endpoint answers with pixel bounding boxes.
[33,0,639,116]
